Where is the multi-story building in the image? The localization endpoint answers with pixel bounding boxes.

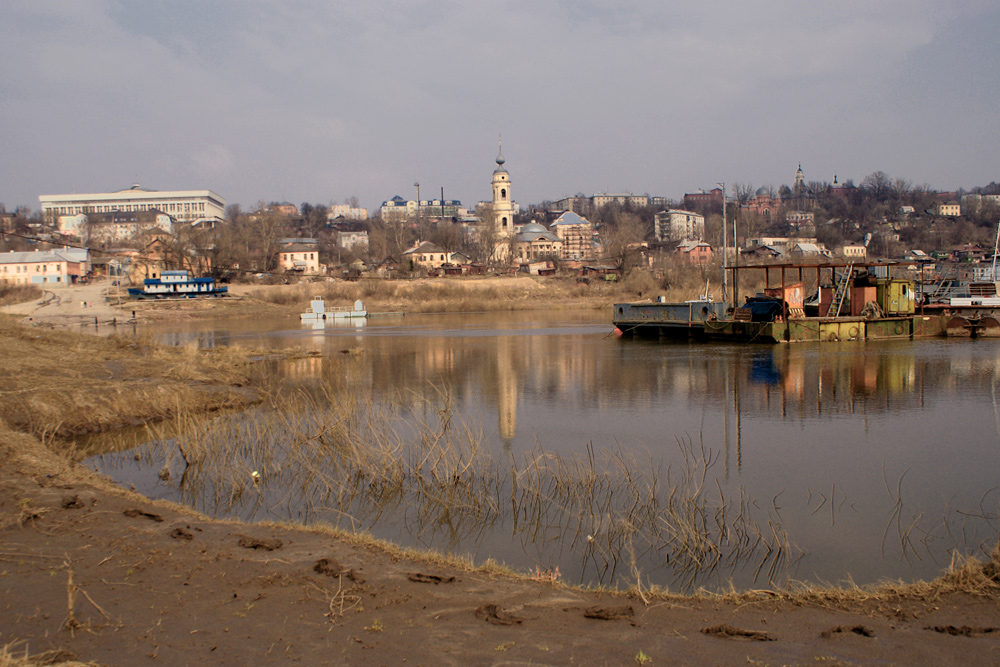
[40,185,225,227]
[935,201,961,217]
[380,197,464,221]
[80,210,174,244]
[654,209,704,243]
[591,193,649,209]
[683,188,724,209]
[548,211,595,260]
[337,231,369,252]
[549,196,590,213]
[785,211,815,225]
[0,247,91,286]
[277,239,321,274]
[328,205,369,221]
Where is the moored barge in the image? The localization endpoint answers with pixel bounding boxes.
[127,270,228,299]
[613,261,999,343]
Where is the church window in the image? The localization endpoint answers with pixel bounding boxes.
[501,189,507,199]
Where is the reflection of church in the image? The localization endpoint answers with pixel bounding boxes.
[496,336,518,442]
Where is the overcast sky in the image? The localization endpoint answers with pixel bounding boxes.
[2,0,997,214]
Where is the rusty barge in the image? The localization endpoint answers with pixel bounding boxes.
[613,261,1000,343]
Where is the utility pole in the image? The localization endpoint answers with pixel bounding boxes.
[718,182,727,304]
[731,188,739,309]
[414,182,420,227]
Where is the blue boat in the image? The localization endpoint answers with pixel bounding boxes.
[127,270,228,299]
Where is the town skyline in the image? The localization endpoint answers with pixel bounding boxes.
[2,2,998,214]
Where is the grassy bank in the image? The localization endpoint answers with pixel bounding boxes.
[0,315,259,440]
[0,284,42,307]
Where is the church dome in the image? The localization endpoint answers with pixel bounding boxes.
[520,222,546,234]
[755,186,771,197]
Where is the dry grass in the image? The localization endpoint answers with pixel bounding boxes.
[0,315,259,439]
[0,643,98,667]
[0,284,43,307]
[243,276,640,314]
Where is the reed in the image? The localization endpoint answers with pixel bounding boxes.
[90,364,802,592]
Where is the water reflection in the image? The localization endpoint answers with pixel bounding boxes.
[86,313,1000,592]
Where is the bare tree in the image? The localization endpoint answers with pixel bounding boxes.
[732,183,755,206]
[600,210,647,272]
[252,201,284,272]
[861,171,893,201]
[891,177,912,202]
[473,203,509,266]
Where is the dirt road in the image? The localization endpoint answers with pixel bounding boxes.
[5,280,134,330]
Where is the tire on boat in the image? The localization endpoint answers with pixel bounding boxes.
[976,316,1000,338]
[946,316,973,337]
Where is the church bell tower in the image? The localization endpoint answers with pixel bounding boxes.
[492,139,514,237]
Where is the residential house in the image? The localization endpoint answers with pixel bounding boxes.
[785,210,815,228]
[402,241,451,270]
[0,247,91,286]
[277,239,321,274]
[740,245,783,261]
[836,244,867,261]
[953,244,986,263]
[745,236,817,254]
[674,240,713,265]
[789,243,832,259]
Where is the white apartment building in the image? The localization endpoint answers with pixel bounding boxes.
[337,231,369,252]
[592,193,649,209]
[328,204,369,221]
[40,184,226,226]
[654,209,704,243]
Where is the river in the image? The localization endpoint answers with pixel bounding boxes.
[85,309,1000,593]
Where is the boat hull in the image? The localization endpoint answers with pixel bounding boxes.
[613,301,953,343]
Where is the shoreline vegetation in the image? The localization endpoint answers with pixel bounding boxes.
[2,285,1000,665]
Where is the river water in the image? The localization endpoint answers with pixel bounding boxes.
[85,309,1000,593]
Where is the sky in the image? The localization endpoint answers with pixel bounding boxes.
[2,0,998,215]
